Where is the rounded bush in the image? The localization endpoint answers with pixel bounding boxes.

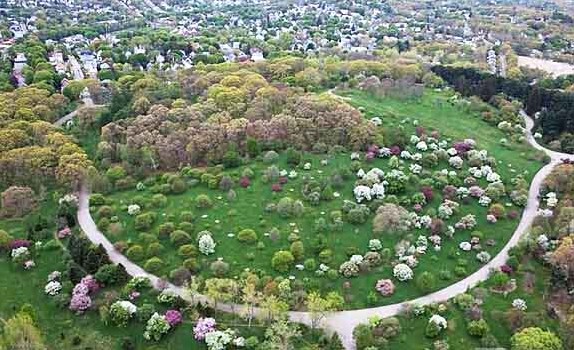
[170,177,187,194]
[304,258,316,271]
[126,245,144,261]
[178,244,197,258]
[94,264,119,285]
[182,258,200,273]
[151,194,168,208]
[90,193,106,206]
[290,241,305,261]
[263,150,279,163]
[467,319,489,337]
[146,242,164,257]
[0,230,14,250]
[157,222,175,238]
[416,271,437,292]
[138,233,157,245]
[179,211,194,222]
[271,251,295,272]
[170,230,192,246]
[195,194,213,209]
[169,267,192,286]
[210,260,230,277]
[134,212,156,231]
[319,249,333,263]
[136,303,156,323]
[97,205,114,218]
[144,257,164,272]
[237,229,258,244]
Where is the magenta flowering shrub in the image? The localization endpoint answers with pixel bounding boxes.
[390,146,401,156]
[453,141,473,155]
[367,144,380,154]
[239,177,250,188]
[10,239,31,250]
[500,265,513,275]
[421,186,434,202]
[80,275,100,294]
[271,184,282,192]
[278,177,288,185]
[469,186,485,198]
[442,185,457,200]
[164,310,183,327]
[70,293,92,313]
[193,317,217,340]
[365,152,376,162]
[375,279,395,297]
[57,227,72,239]
[69,275,99,313]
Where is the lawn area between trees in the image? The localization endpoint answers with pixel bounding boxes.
[90,88,547,310]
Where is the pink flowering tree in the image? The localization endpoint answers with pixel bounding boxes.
[375,279,395,297]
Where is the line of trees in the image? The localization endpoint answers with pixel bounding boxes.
[432,66,574,152]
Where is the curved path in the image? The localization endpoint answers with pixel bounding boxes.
[73,109,573,349]
[54,97,105,127]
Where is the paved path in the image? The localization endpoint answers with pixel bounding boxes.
[53,98,105,127]
[73,109,573,349]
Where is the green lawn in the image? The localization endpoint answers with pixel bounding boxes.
[92,89,546,310]
[338,89,545,181]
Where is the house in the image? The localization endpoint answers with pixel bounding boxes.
[250,48,265,62]
[13,52,27,72]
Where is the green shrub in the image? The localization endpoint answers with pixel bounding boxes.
[290,241,305,261]
[454,293,475,311]
[136,304,156,323]
[180,211,194,222]
[97,205,114,218]
[210,260,230,277]
[285,147,302,165]
[237,229,258,244]
[90,193,106,206]
[126,245,144,261]
[109,303,132,327]
[491,271,510,289]
[195,194,213,209]
[170,177,187,194]
[146,242,164,257]
[95,264,120,285]
[467,319,489,337]
[271,251,295,272]
[223,150,241,168]
[178,244,197,258]
[134,212,156,231]
[151,194,168,208]
[170,230,192,246]
[144,257,164,272]
[183,258,200,273]
[425,320,441,338]
[169,267,192,286]
[416,271,437,292]
[138,233,157,245]
[319,249,333,263]
[0,230,13,250]
[304,258,317,271]
[157,222,175,237]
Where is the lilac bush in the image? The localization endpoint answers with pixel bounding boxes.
[193,317,217,340]
[164,310,183,327]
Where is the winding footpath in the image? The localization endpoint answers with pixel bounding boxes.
[53,97,105,128]
[66,107,573,350]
